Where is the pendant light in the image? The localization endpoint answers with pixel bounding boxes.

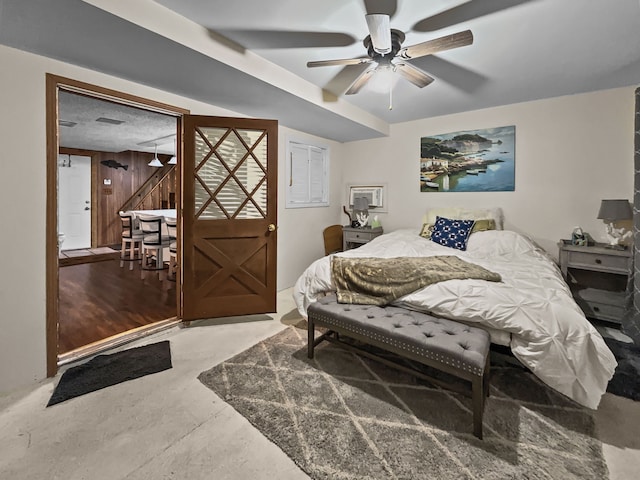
[148,144,163,167]
[167,137,177,165]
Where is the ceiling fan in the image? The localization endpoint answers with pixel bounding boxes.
[307,14,473,99]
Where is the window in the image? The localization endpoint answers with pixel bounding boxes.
[285,138,329,208]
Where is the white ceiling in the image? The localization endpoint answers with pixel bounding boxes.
[2,0,640,147]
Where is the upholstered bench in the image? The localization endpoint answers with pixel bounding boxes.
[307,295,491,439]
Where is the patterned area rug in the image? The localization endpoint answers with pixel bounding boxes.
[198,327,608,480]
[604,336,640,401]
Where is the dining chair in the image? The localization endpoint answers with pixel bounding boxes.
[165,217,178,281]
[118,211,144,270]
[137,214,171,279]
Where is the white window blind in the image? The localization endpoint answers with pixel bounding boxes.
[286,139,329,208]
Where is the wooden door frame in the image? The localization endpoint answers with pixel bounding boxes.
[45,74,189,377]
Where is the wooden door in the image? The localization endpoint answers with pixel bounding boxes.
[182,116,278,321]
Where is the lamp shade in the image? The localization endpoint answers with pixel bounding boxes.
[353,197,369,211]
[597,199,632,220]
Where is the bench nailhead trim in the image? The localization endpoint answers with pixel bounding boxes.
[310,312,487,376]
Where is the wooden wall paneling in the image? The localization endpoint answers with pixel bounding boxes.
[97,150,135,246]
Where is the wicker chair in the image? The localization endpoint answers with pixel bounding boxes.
[323,225,343,256]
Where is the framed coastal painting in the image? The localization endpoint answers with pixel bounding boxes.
[420,125,515,192]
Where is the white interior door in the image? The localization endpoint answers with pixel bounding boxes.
[58,154,92,251]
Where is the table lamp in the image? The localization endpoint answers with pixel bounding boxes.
[597,199,632,248]
[353,197,370,227]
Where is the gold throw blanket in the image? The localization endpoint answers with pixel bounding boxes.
[331,256,502,305]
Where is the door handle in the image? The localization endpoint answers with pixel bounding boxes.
[268,224,277,232]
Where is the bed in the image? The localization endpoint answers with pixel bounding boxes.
[293,209,617,410]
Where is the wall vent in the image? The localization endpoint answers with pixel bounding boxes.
[95,117,125,125]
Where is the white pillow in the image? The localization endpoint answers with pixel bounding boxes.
[423,207,504,230]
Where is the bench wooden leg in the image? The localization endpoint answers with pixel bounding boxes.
[471,355,491,439]
[472,375,484,439]
[307,317,315,359]
[484,354,491,399]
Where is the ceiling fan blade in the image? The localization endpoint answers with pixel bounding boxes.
[410,56,488,93]
[307,57,372,68]
[398,30,473,60]
[364,0,397,17]
[394,63,435,88]
[345,69,376,95]
[365,14,391,54]
[323,63,372,96]
[216,30,356,49]
[413,0,534,32]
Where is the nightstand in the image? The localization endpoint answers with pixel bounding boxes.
[558,241,632,325]
[342,226,383,250]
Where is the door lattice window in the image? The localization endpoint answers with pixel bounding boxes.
[194,127,268,219]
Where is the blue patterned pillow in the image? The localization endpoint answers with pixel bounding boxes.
[430,216,476,250]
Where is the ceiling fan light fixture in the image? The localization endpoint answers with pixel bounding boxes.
[367,64,397,93]
[148,144,163,167]
[365,14,391,54]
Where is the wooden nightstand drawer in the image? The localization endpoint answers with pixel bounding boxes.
[574,298,624,323]
[344,230,377,242]
[573,288,625,323]
[342,226,383,250]
[566,250,629,274]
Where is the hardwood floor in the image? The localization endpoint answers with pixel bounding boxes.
[58,257,177,354]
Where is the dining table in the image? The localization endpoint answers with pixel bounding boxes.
[131,209,177,221]
[131,209,176,234]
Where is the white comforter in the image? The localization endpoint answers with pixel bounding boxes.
[293,229,617,409]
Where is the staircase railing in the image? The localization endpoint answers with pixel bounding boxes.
[119,164,176,213]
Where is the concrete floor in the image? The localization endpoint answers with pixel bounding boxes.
[0,289,639,480]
